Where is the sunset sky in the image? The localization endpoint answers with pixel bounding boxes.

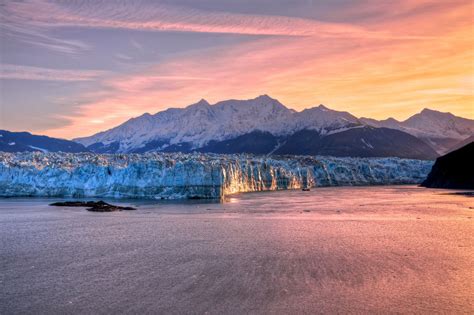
[0,0,473,139]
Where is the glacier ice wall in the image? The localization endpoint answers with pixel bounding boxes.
[0,152,433,199]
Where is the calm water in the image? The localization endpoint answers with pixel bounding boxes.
[1,186,473,314]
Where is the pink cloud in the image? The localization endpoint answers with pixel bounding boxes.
[3,0,431,40]
[24,0,472,138]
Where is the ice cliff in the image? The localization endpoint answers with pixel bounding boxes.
[0,152,433,199]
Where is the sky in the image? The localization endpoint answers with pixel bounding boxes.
[0,0,473,139]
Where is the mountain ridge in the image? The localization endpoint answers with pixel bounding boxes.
[360,108,474,154]
[74,95,473,157]
[0,130,88,153]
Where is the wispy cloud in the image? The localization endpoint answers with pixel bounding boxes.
[3,0,471,138]
[1,0,426,40]
[0,64,108,81]
[115,53,133,61]
[0,2,90,54]
[130,39,144,52]
[41,0,473,138]
[1,0,445,57]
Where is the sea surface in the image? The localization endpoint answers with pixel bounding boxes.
[1,186,473,314]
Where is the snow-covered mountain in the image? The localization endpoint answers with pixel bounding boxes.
[361,108,474,154]
[74,95,363,153]
[75,95,364,152]
[77,96,287,150]
[73,95,473,158]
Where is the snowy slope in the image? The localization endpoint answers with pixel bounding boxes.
[74,95,473,155]
[361,109,474,154]
[294,105,360,134]
[74,95,362,153]
[0,152,433,199]
[403,109,474,139]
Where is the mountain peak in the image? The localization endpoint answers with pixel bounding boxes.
[186,98,210,109]
[255,94,274,101]
[74,96,474,155]
[419,108,452,118]
[403,108,457,126]
[420,108,438,115]
[251,94,289,112]
[195,98,210,106]
[383,117,400,123]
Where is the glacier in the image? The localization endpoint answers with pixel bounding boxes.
[0,152,433,200]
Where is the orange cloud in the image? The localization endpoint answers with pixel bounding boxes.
[39,0,473,139]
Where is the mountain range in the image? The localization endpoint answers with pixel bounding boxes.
[2,95,473,159]
[360,109,474,154]
[0,130,87,153]
[73,95,472,159]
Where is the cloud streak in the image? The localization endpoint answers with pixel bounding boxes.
[2,0,471,138]
[2,0,429,40]
[40,0,473,138]
[0,64,107,81]
[0,2,90,54]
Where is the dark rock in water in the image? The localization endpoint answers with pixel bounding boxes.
[50,201,136,212]
[421,142,474,189]
[448,192,474,197]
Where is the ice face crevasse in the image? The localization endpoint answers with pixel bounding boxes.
[0,152,433,199]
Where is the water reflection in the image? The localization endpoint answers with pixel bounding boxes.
[0,185,472,314]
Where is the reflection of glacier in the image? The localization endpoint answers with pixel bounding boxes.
[0,152,433,199]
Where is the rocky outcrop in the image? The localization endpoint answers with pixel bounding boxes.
[421,142,474,189]
[50,201,136,212]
